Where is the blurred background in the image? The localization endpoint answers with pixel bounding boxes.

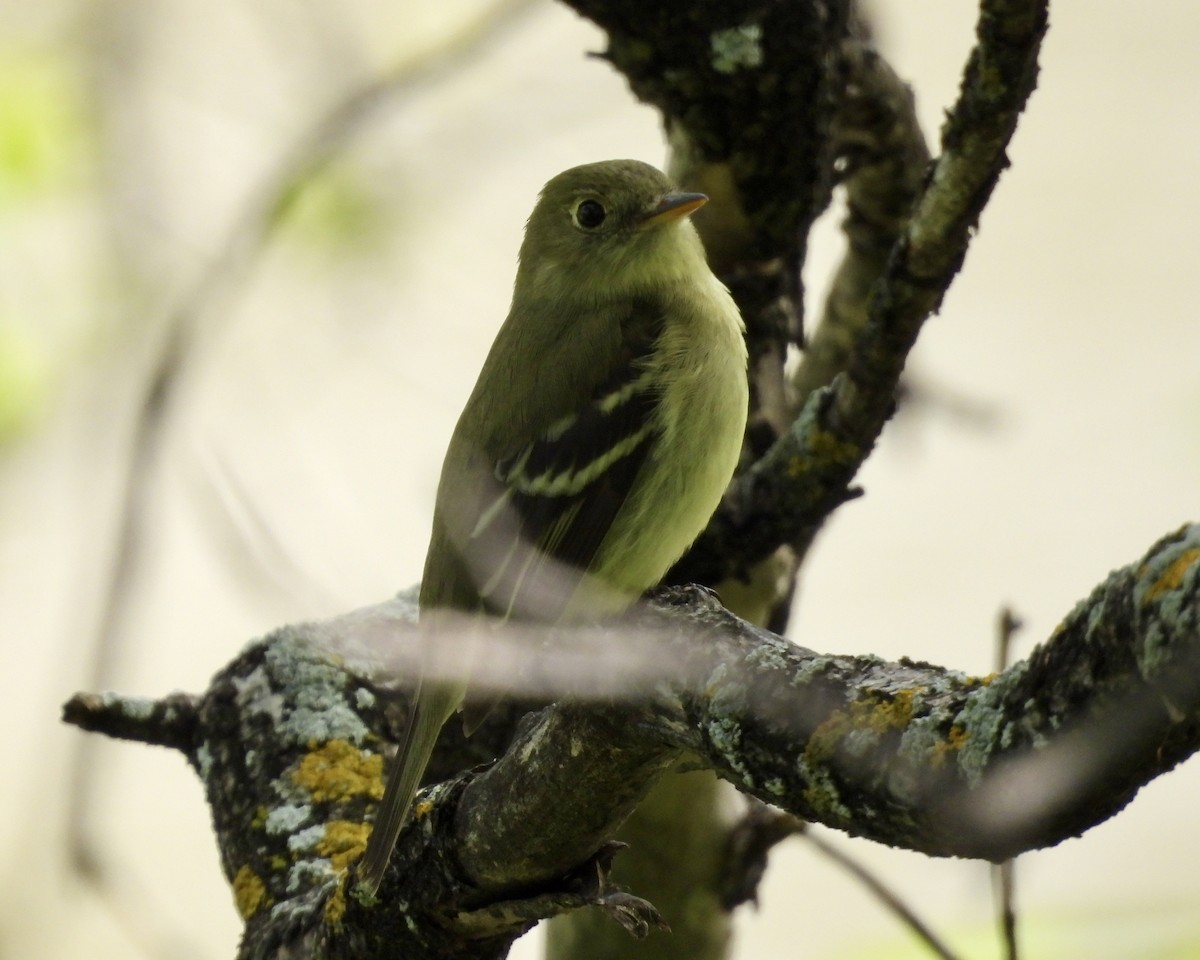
[2,0,1198,957]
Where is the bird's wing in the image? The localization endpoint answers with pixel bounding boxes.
[470,298,664,620]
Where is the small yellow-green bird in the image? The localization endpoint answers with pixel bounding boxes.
[356,159,748,895]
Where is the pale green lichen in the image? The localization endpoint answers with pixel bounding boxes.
[952,669,1030,784]
[711,24,763,74]
[286,857,336,895]
[354,687,375,710]
[233,666,285,721]
[261,638,370,745]
[100,692,155,720]
[265,803,312,835]
[196,742,214,779]
[288,823,327,854]
[706,716,753,786]
[744,640,793,673]
[791,653,870,689]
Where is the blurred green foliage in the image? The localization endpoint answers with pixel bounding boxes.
[0,322,48,443]
[0,49,83,202]
[0,48,85,444]
[271,162,390,255]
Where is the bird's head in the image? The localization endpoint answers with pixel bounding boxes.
[515,159,710,302]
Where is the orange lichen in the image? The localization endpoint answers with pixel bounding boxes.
[863,689,915,731]
[293,739,384,803]
[787,431,859,477]
[317,819,372,872]
[316,820,373,926]
[233,864,269,919]
[805,690,917,765]
[1143,547,1200,603]
[325,887,348,925]
[930,723,969,768]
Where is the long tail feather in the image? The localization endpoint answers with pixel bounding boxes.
[356,682,462,896]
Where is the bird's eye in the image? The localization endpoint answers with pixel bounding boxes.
[573,199,606,230]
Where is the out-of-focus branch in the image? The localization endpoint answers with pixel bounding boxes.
[992,605,1024,960]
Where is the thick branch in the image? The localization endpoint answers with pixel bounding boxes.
[63,523,1200,957]
[457,704,681,890]
[660,524,1200,860]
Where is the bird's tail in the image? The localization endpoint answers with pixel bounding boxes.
[355,682,461,896]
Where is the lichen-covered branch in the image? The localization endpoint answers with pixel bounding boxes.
[661,524,1200,860]
[673,0,1050,586]
[63,691,199,753]
[63,524,1200,957]
[790,40,932,405]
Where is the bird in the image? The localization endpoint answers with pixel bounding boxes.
[355,158,748,896]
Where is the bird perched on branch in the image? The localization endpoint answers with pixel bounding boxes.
[356,158,748,896]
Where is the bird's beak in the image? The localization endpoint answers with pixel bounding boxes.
[639,192,708,229]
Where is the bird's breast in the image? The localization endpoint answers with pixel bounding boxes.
[584,279,748,604]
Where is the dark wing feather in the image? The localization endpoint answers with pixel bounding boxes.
[470,298,664,620]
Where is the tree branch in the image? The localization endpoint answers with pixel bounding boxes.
[664,524,1200,860]
[63,523,1200,957]
[673,0,1050,586]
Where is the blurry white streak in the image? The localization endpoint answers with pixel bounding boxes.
[188,444,348,619]
[308,596,701,703]
[951,680,1192,846]
[445,456,646,624]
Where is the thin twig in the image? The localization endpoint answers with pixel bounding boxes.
[993,860,1018,960]
[800,826,961,960]
[992,604,1024,960]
